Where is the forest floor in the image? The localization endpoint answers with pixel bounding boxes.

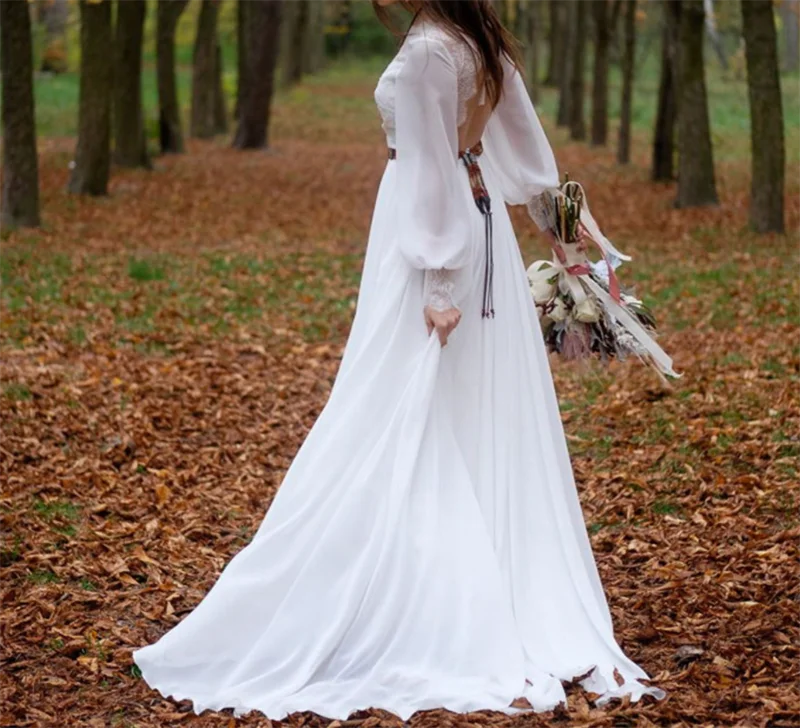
[2,64,799,728]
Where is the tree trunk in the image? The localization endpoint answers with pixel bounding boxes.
[652,1,679,181]
[569,0,588,140]
[37,0,69,73]
[1,0,40,230]
[557,0,576,127]
[233,0,283,149]
[617,0,636,164]
[68,0,113,196]
[675,0,718,207]
[213,37,228,134]
[544,0,562,87]
[157,0,189,154]
[282,0,309,87]
[303,0,326,75]
[191,0,221,139]
[114,0,149,168]
[742,0,785,233]
[515,0,539,101]
[236,0,250,121]
[591,0,611,146]
[781,0,799,72]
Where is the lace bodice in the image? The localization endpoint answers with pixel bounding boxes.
[375,21,483,149]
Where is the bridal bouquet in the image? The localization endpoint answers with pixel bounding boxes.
[527,178,680,382]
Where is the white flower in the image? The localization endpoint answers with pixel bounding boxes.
[575,296,601,323]
[548,296,568,323]
[527,261,557,303]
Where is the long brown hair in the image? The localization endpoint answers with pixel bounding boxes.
[372,0,522,109]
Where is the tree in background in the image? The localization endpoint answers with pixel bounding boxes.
[675,0,718,207]
[114,0,149,168]
[569,0,588,140]
[236,0,250,121]
[36,0,70,74]
[234,0,283,149]
[1,0,40,230]
[591,0,620,147]
[617,0,636,164]
[282,0,310,88]
[781,0,799,72]
[557,1,576,127]
[514,0,540,102]
[191,0,223,139]
[303,0,327,76]
[68,0,113,196]
[157,0,189,154]
[652,0,679,181]
[742,0,785,233]
[544,0,563,87]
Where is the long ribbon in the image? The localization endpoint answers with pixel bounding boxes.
[527,258,680,379]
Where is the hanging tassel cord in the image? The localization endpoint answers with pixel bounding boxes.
[461,146,494,319]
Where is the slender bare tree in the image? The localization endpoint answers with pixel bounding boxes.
[114,0,149,168]
[617,0,636,164]
[1,0,40,229]
[157,0,190,154]
[742,0,785,233]
[191,0,222,139]
[569,0,588,140]
[234,0,283,149]
[652,0,679,181]
[675,0,718,207]
[69,0,113,196]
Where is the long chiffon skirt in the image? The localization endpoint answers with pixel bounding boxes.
[132,153,665,720]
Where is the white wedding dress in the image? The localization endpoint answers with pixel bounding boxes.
[133,18,665,720]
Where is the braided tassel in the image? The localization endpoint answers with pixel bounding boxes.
[460,146,494,319]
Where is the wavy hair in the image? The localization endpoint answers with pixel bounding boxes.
[372,0,523,109]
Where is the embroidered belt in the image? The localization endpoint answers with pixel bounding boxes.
[387,141,494,318]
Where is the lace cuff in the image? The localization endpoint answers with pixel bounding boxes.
[423,268,457,311]
[527,190,557,232]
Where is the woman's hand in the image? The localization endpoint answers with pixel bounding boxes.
[424,305,461,347]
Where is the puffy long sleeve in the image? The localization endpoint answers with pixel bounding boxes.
[483,55,560,231]
[394,35,473,310]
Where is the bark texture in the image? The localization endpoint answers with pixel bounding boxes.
[742,0,785,233]
[1,0,40,229]
[617,0,636,164]
[157,0,189,154]
[303,0,326,75]
[675,0,718,207]
[68,0,113,196]
[515,0,539,102]
[282,0,309,87]
[569,0,588,140]
[191,0,221,139]
[652,1,679,181]
[114,0,149,168]
[591,0,612,146]
[544,0,562,87]
[234,0,283,149]
[236,0,250,120]
[37,0,69,73]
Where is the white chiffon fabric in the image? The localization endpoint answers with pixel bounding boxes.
[133,19,665,721]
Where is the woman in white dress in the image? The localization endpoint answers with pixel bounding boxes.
[133,0,665,720]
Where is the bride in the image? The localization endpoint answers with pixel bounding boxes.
[133,0,665,720]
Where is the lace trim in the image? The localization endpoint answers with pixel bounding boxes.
[527,190,556,232]
[424,268,457,311]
